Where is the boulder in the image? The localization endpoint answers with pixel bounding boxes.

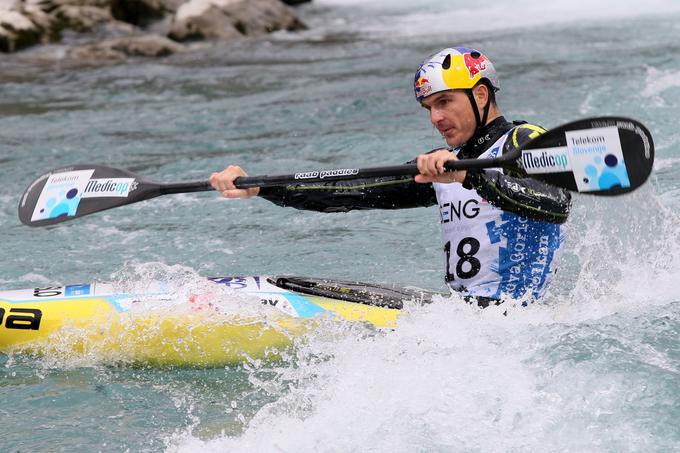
[0,2,57,52]
[168,3,239,41]
[1,0,308,55]
[110,0,172,27]
[169,0,305,43]
[67,33,184,59]
[51,4,113,31]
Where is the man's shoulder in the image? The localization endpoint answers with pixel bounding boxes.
[505,121,548,151]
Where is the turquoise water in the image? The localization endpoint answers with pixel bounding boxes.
[2,0,680,451]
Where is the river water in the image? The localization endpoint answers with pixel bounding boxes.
[1,0,680,451]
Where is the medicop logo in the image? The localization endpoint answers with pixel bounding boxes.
[522,126,631,192]
[31,172,136,221]
[82,178,135,198]
[522,148,571,174]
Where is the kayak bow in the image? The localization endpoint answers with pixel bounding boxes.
[0,276,431,366]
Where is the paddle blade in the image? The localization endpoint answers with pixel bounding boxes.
[18,165,161,227]
[520,117,654,195]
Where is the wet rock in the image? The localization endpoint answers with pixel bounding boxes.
[110,0,177,27]
[0,1,57,52]
[1,0,308,56]
[168,3,239,41]
[169,0,306,43]
[67,33,184,59]
[51,4,113,32]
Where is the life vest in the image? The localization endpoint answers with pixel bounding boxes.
[433,128,566,302]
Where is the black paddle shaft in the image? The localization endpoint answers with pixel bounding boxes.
[18,116,654,227]
[233,153,512,189]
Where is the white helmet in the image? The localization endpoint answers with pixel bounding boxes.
[414,47,499,102]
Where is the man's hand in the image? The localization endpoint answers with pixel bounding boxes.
[210,165,260,198]
[414,149,467,184]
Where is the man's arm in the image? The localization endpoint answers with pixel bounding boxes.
[258,172,437,212]
[462,124,572,224]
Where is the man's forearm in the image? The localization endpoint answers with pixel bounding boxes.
[258,175,438,212]
[463,169,571,224]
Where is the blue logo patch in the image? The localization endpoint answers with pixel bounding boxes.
[64,284,91,296]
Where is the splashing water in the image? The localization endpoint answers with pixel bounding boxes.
[2,0,680,451]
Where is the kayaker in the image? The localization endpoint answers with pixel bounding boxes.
[210,47,571,306]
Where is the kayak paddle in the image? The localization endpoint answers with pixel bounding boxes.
[18,116,654,227]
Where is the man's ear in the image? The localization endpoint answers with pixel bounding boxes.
[473,83,489,108]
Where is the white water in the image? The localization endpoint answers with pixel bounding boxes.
[3,0,680,451]
[170,195,680,451]
[311,0,680,37]
[165,2,680,451]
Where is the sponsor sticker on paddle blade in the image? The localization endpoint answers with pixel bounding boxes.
[521,146,572,174]
[82,178,136,198]
[566,126,630,192]
[30,169,95,222]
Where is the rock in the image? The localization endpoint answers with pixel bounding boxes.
[67,33,184,59]
[22,2,56,32]
[169,0,305,43]
[168,3,239,41]
[1,0,308,55]
[110,0,168,27]
[0,2,57,52]
[0,10,37,52]
[51,4,113,32]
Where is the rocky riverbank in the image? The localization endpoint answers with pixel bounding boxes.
[0,0,309,60]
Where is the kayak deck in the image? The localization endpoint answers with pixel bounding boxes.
[0,276,431,366]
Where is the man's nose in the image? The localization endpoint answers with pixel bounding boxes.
[430,107,444,124]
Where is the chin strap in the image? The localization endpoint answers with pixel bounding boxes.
[465,88,491,133]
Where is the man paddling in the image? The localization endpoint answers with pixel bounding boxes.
[211,47,571,306]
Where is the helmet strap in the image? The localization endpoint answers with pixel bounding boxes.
[465,87,491,132]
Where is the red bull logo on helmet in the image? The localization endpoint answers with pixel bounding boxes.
[463,51,489,80]
[414,71,432,98]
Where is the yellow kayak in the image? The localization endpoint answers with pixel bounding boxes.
[0,276,428,366]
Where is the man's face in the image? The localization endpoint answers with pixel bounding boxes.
[420,90,476,147]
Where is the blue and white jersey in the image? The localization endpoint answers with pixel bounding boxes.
[433,130,567,302]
